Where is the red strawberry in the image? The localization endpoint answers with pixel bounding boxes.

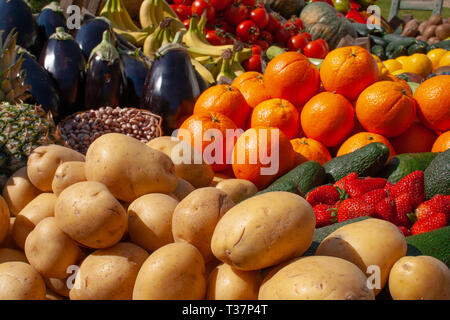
[384,181,393,192]
[306,185,341,207]
[415,195,450,221]
[337,198,375,222]
[390,171,425,208]
[375,197,399,225]
[333,172,358,191]
[359,189,388,210]
[344,177,387,198]
[398,226,411,237]
[393,193,414,227]
[313,204,337,228]
[411,212,447,235]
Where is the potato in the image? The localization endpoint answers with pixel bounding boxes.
[428,37,441,44]
[85,133,178,202]
[24,217,81,279]
[133,242,206,300]
[315,218,407,295]
[435,24,450,40]
[45,289,64,300]
[416,35,428,42]
[70,242,149,300]
[0,248,27,264]
[147,136,214,188]
[402,19,419,37]
[207,263,260,300]
[12,193,57,249]
[0,217,16,249]
[389,256,450,300]
[127,193,178,252]
[0,262,46,300]
[2,167,41,216]
[215,179,258,203]
[27,145,85,192]
[258,256,375,300]
[211,191,315,271]
[418,21,428,34]
[172,187,234,262]
[173,178,195,201]
[0,195,9,244]
[210,173,233,187]
[54,181,128,249]
[427,14,443,26]
[423,25,437,39]
[51,161,86,196]
[45,277,70,298]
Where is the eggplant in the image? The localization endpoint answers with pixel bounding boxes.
[120,50,150,107]
[141,43,201,134]
[84,31,126,109]
[0,0,37,49]
[36,5,66,41]
[39,27,86,118]
[75,17,112,60]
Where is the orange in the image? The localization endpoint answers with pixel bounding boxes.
[356,81,416,137]
[291,137,332,165]
[320,46,379,101]
[337,132,396,158]
[193,84,251,129]
[178,112,239,172]
[390,121,438,154]
[263,51,320,108]
[232,72,271,108]
[300,92,355,147]
[431,131,450,152]
[380,73,413,95]
[414,75,450,132]
[232,127,295,189]
[250,98,300,139]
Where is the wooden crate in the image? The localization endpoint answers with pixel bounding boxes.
[388,0,444,21]
[60,0,105,17]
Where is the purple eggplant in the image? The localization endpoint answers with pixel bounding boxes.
[39,27,86,118]
[141,43,201,134]
[84,31,126,109]
[120,50,150,107]
[37,5,66,41]
[0,0,37,49]
[75,17,111,60]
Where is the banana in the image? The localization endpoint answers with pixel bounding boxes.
[100,0,127,30]
[140,0,165,29]
[190,58,216,85]
[216,50,236,83]
[114,28,150,47]
[160,0,179,19]
[115,0,139,32]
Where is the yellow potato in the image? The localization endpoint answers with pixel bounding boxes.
[54,181,128,249]
[45,277,70,298]
[70,242,149,300]
[389,256,450,300]
[210,173,233,187]
[0,217,16,249]
[215,179,258,203]
[85,133,178,202]
[258,256,375,300]
[211,191,315,271]
[207,263,260,300]
[173,178,195,201]
[127,193,179,252]
[51,161,86,196]
[133,242,206,300]
[315,218,407,295]
[0,195,9,244]
[27,145,85,192]
[0,248,28,264]
[2,167,41,216]
[147,136,214,188]
[172,187,234,262]
[0,262,46,300]
[12,193,57,249]
[45,289,64,300]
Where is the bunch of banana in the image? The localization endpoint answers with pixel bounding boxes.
[139,0,179,30]
[143,18,185,59]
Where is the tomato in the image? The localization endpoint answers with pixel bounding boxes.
[243,55,261,72]
[224,3,249,26]
[303,40,329,59]
[236,20,260,43]
[275,26,291,46]
[174,4,191,21]
[209,19,234,33]
[250,8,269,29]
[316,38,329,51]
[260,30,273,43]
[183,19,191,29]
[253,39,269,51]
[288,34,308,52]
[288,17,304,31]
[251,44,262,55]
[191,0,216,21]
[266,14,280,33]
[209,0,232,11]
[241,0,257,7]
[302,32,312,42]
[173,0,192,5]
[206,30,228,45]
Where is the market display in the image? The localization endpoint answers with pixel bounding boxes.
[0,0,449,301]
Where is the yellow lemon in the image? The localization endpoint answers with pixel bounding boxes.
[391,69,406,76]
[372,54,382,63]
[427,49,447,70]
[383,59,403,73]
[438,51,450,68]
[377,62,389,77]
[396,56,409,66]
[402,54,433,77]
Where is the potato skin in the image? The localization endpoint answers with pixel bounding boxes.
[45,277,70,298]
[211,191,315,271]
[85,133,178,202]
[2,167,41,216]
[0,195,9,244]
[315,218,407,295]
[207,263,260,300]
[258,256,375,300]
[127,193,179,252]
[27,145,85,192]
[0,262,46,300]
[173,178,195,201]
[0,217,16,249]
[51,161,86,196]
[54,181,127,249]
[0,248,28,264]
[70,242,149,300]
[216,179,258,203]
[172,187,235,262]
[389,256,450,300]
[133,242,206,300]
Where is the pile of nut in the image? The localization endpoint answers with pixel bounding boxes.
[58,107,163,154]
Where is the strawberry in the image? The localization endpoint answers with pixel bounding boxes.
[313,204,337,228]
[333,172,358,191]
[398,226,411,237]
[343,177,387,198]
[415,195,450,221]
[375,197,399,225]
[410,212,447,235]
[390,171,425,208]
[306,185,342,207]
[384,181,393,192]
[393,193,414,227]
[337,198,375,222]
[359,189,388,210]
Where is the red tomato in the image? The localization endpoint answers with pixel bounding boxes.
[260,30,273,43]
[206,30,228,45]
[209,0,232,11]
[275,27,291,46]
[241,0,257,7]
[288,34,307,52]
[288,17,304,31]
[303,40,329,59]
[302,32,312,42]
[174,4,191,21]
[224,3,249,26]
[251,44,262,55]
[316,38,329,51]
[266,14,280,33]
[183,19,190,29]
[173,0,192,5]
[209,19,234,33]
[253,39,269,51]
[243,55,261,72]
[250,8,269,29]
[191,0,216,21]
[236,20,260,43]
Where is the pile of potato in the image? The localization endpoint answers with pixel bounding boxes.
[0,133,449,300]
[403,14,450,44]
